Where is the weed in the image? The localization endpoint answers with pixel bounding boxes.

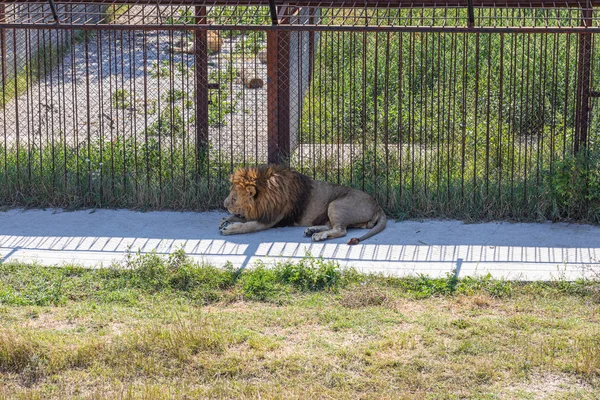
[111,89,131,109]
[147,105,188,137]
[236,32,266,55]
[163,89,187,103]
[149,60,171,78]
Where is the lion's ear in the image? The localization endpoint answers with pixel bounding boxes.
[228,174,234,183]
[246,185,257,197]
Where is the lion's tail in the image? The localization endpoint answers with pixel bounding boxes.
[347,207,387,245]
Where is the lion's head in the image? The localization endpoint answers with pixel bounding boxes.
[224,165,310,224]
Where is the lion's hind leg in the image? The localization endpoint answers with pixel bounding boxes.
[310,197,375,242]
[310,225,347,242]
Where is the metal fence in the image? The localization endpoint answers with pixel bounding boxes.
[0,1,599,222]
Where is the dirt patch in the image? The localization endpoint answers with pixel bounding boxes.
[508,372,594,398]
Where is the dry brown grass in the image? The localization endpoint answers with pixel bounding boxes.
[1,260,600,399]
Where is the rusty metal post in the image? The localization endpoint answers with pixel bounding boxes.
[307,8,316,83]
[574,0,593,153]
[467,0,475,28]
[0,4,5,87]
[267,9,291,164]
[194,6,209,162]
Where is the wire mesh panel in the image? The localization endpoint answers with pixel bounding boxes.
[0,6,270,208]
[291,30,587,219]
[0,1,598,222]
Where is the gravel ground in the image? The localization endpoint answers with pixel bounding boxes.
[0,28,270,162]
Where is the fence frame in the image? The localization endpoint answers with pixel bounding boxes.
[1,0,596,163]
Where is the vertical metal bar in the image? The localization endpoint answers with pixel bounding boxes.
[473,33,480,206]
[267,9,290,164]
[156,29,162,204]
[467,0,475,28]
[0,4,6,101]
[460,33,467,200]
[268,0,278,26]
[421,31,427,200]
[361,31,367,191]
[484,33,492,200]
[335,30,341,183]
[384,31,390,204]
[194,6,208,171]
[448,32,458,205]
[509,34,518,202]
[12,28,19,192]
[131,30,138,202]
[108,30,115,199]
[537,33,548,188]
[373,32,379,192]
[1,7,6,186]
[397,31,403,205]
[436,32,442,203]
[168,29,175,201]
[84,31,92,205]
[120,29,127,200]
[549,33,559,177]
[563,34,572,156]
[497,33,505,201]
[410,32,416,199]
[70,28,79,197]
[307,9,315,84]
[47,28,55,197]
[323,30,328,181]
[142,29,150,197]
[575,1,593,153]
[278,27,290,163]
[97,30,104,206]
[267,29,279,164]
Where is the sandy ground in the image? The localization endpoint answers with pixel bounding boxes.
[1,208,599,281]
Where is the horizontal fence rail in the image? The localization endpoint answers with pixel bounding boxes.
[0,1,599,32]
[0,1,598,223]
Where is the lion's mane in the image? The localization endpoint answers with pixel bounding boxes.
[230,165,312,226]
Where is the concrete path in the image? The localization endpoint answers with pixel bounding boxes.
[0,209,599,281]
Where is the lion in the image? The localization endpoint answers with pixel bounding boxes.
[219,165,386,245]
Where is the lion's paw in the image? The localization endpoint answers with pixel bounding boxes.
[219,218,232,230]
[219,222,241,236]
[304,227,317,237]
[311,232,328,242]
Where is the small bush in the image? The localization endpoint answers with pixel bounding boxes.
[240,264,289,302]
[147,105,188,137]
[273,258,341,291]
[545,148,600,223]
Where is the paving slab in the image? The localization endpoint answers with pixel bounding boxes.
[1,209,599,281]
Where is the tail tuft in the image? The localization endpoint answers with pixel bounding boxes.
[347,237,360,245]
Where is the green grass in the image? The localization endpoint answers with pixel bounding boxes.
[0,252,599,398]
[0,137,234,210]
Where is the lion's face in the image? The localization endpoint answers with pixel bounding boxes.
[223,180,257,219]
[223,165,298,223]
